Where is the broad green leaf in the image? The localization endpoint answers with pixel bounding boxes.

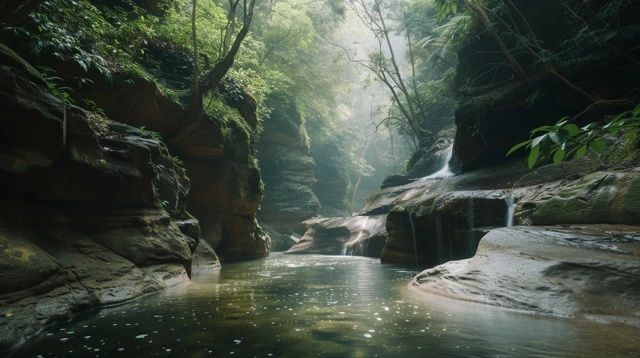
[506,140,532,156]
[530,126,552,134]
[562,123,580,136]
[576,145,588,158]
[548,131,564,144]
[581,123,594,131]
[590,139,606,154]
[553,147,565,164]
[633,103,640,117]
[556,118,569,127]
[531,134,546,148]
[528,145,540,169]
[607,125,621,135]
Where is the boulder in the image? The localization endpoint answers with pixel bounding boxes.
[191,240,221,273]
[287,215,387,257]
[261,223,299,252]
[411,226,640,326]
[382,190,507,267]
[517,170,640,226]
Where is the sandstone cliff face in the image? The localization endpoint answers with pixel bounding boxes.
[0,2,269,345]
[1,0,270,262]
[0,64,221,350]
[257,93,320,235]
[75,72,269,262]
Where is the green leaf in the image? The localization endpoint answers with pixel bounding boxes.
[553,147,565,164]
[581,123,594,131]
[531,134,546,148]
[576,145,588,158]
[589,139,606,154]
[548,131,564,144]
[556,118,569,127]
[607,125,622,135]
[562,123,580,136]
[530,126,552,134]
[528,145,540,169]
[506,140,532,156]
[633,103,640,118]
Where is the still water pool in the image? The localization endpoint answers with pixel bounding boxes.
[13,254,640,357]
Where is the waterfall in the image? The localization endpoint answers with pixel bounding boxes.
[419,144,454,181]
[434,213,444,264]
[467,197,476,256]
[342,216,370,256]
[505,195,516,227]
[346,240,365,256]
[408,210,419,269]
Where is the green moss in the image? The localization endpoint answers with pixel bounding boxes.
[623,176,640,218]
[0,43,45,82]
[205,94,251,146]
[606,131,640,165]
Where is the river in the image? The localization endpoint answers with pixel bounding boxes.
[12,254,640,357]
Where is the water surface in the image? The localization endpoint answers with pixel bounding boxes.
[14,254,640,357]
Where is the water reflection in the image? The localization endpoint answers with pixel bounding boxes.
[12,254,640,357]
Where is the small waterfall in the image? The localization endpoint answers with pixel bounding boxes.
[408,211,419,269]
[467,197,476,256]
[346,240,365,256]
[434,213,444,263]
[505,195,516,227]
[342,216,370,256]
[420,144,454,181]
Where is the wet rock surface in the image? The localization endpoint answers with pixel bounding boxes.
[517,170,640,226]
[411,226,640,325]
[0,64,195,350]
[287,215,387,257]
[257,94,320,234]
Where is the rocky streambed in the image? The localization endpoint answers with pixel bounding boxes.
[287,157,640,326]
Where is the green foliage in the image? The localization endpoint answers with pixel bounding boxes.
[14,0,164,78]
[433,0,460,22]
[156,0,226,64]
[384,0,467,147]
[508,104,640,168]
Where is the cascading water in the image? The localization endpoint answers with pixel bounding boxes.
[419,144,454,181]
[467,197,476,256]
[434,213,444,264]
[408,210,419,269]
[343,216,370,256]
[505,195,516,227]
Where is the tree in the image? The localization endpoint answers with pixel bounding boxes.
[342,0,432,147]
[190,0,257,119]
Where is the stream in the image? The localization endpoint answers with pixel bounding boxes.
[13,254,640,357]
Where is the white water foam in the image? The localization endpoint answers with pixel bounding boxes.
[419,144,454,181]
[505,195,516,227]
